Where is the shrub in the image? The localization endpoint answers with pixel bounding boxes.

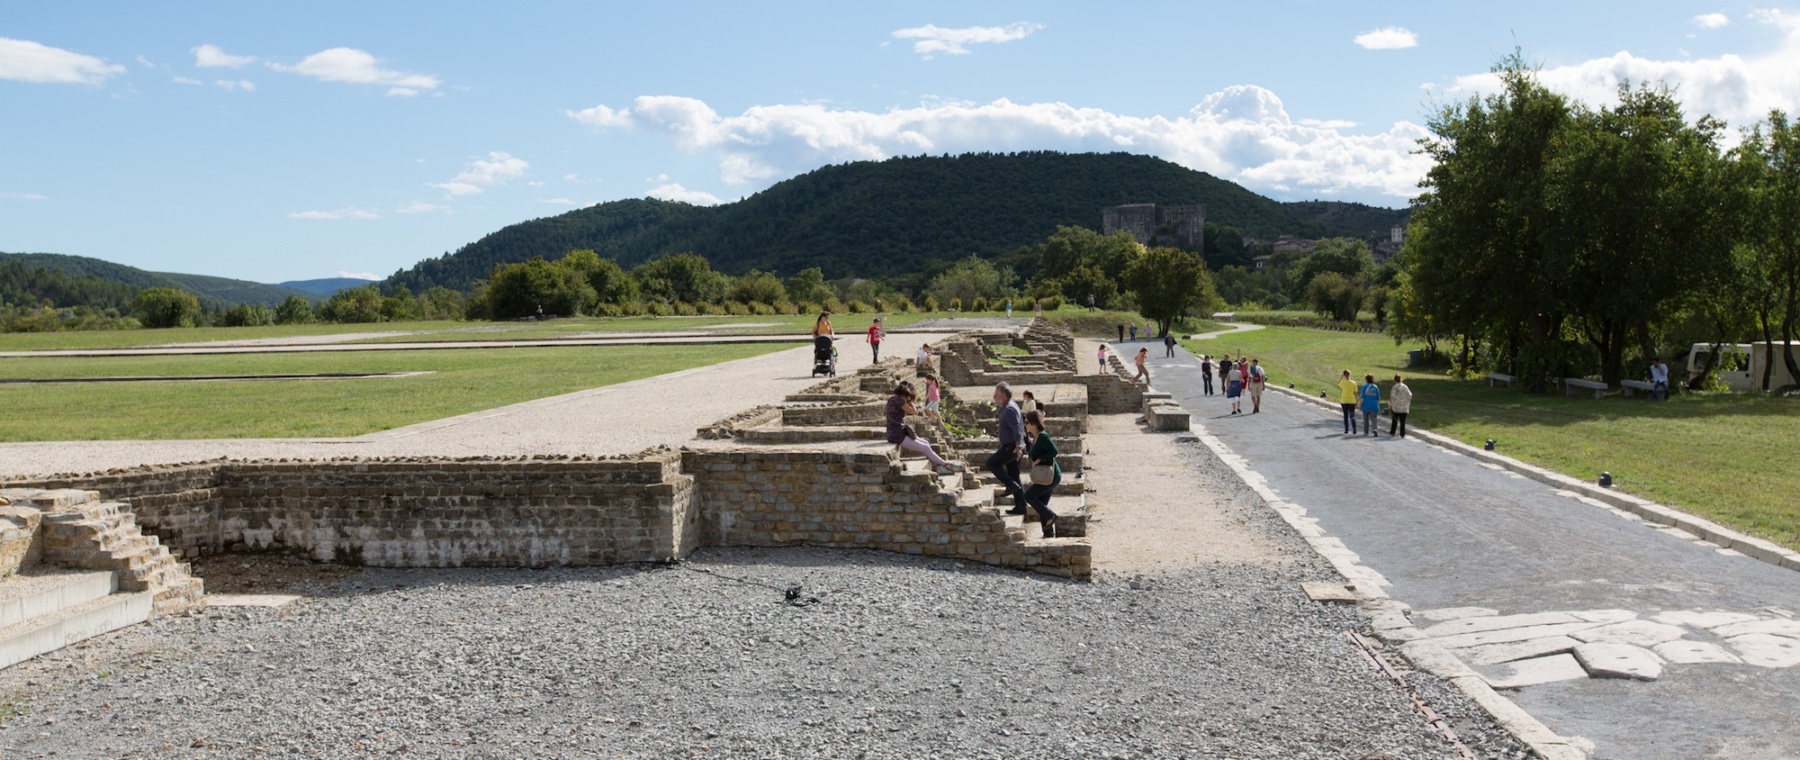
[923,295,940,312]
[726,300,751,316]
[674,301,698,316]
[970,297,990,312]
[749,301,775,315]
[948,298,962,311]
[1040,295,1063,311]
[848,300,872,314]
[648,301,674,316]
[773,300,799,315]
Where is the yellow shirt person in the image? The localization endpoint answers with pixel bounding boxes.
[1338,374,1359,404]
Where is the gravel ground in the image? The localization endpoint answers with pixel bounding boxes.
[0,437,1530,759]
[0,335,951,479]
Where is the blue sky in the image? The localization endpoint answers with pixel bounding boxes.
[4,2,1798,283]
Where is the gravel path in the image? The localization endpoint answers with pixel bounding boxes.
[0,335,950,478]
[0,437,1530,759]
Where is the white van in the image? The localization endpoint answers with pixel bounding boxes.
[1686,344,1753,391]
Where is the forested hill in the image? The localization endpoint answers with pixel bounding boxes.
[386,152,1409,292]
[0,252,320,309]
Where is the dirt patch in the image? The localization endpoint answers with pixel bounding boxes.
[188,553,361,595]
[1082,413,1288,573]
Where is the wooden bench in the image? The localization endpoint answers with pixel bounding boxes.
[1620,379,1658,398]
[1487,372,1517,388]
[1563,377,1608,399]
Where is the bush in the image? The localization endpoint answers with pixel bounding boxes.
[132,287,202,328]
[948,298,962,311]
[274,295,315,325]
[675,301,698,316]
[749,301,775,315]
[648,301,674,316]
[923,295,940,312]
[847,300,872,314]
[1040,295,1063,311]
[824,298,847,315]
[970,297,990,312]
[726,300,751,316]
[773,300,798,315]
[217,303,276,327]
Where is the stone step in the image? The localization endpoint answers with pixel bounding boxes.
[0,489,100,510]
[0,570,117,629]
[737,426,887,444]
[0,590,152,670]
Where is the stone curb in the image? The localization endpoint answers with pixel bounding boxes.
[1190,394,1588,760]
[1267,384,1800,575]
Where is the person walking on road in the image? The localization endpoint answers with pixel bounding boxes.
[1201,355,1215,395]
[866,318,884,363]
[987,382,1029,516]
[1134,348,1151,384]
[1006,299,1013,318]
[1388,374,1412,437]
[812,311,833,338]
[1247,359,1266,414]
[1163,332,1177,358]
[1226,360,1245,414]
[1117,324,1125,342]
[1338,370,1360,435]
[1022,409,1061,538]
[1129,324,1137,342]
[1358,374,1382,437]
[886,381,961,475]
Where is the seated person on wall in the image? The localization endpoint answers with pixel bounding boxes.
[886,380,962,476]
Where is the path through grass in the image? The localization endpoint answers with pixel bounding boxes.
[0,343,786,441]
[1182,326,1800,550]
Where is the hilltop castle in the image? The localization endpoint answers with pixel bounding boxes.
[1101,203,1205,250]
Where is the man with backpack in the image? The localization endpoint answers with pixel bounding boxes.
[1248,359,1267,413]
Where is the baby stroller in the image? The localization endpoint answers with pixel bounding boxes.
[811,335,837,377]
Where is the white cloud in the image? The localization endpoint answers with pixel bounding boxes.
[891,22,1043,58]
[1445,10,1800,125]
[134,55,155,68]
[339,271,380,280]
[539,197,583,206]
[0,37,127,84]
[647,183,725,205]
[428,151,528,196]
[527,180,545,187]
[2,192,49,201]
[192,43,255,68]
[173,76,203,86]
[1694,13,1731,29]
[566,103,632,127]
[1354,27,1418,50]
[214,79,254,92]
[394,201,448,214]
[288,208,380,220]
[571,88,1432,203]
[271,47,439,96]
[1299,118,1360,129]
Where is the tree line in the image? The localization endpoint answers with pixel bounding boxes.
[1388,54,1800,392]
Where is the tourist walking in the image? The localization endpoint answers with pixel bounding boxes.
[987,383,1030,515]
[1022,409,1062,538]
[1117,324,1125,342]
[1006,299,1013,318]
[1201,355,1215,395]
[1134,348,1151,384]
[1163,332,1177,358]
[923,373,944,423]
[1358,374,1382,437]
[1337,370,1360,434]
[812,311,833,338]
[1129,324,1137,342]
[1226,359,1244,414]
[1034,300,1043,318]
[1650,357,1670,401]
[1097,344,1109,374]
[886,381,961,475]
[866,318,884,363]
[1247,359,1266,414]
[1388,374,1412,437]
[1144,322,1154,342]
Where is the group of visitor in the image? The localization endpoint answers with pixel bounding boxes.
[1200,354,1266,415]
[1336,371,1413,437]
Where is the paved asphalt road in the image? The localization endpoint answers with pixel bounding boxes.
[1147,343,1800,760]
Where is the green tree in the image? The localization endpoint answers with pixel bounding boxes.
[1304,271,1366,322]
[217,303,276,327]
[380,284,424,322]
[632,253,727,305]
[274,294,315,325]
[727,269,787,305]
[420,286,466,320]
[784,267,834,307]
[584,256,639,305]
[1291,238,1374,297]
[1735,110,1800,389]
[486,258,595,319]
[319,285,384,323]
[1123,246,1219,336]
[925,256,1014,307]
[131,287,202,328]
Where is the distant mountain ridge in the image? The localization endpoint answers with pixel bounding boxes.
[0,252,322,309]
[279,277,378,296]
[386,151,1408,293]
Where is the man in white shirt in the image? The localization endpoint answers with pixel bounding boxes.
[1650,358,1670,401]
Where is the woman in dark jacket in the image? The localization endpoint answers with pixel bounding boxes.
[1022,409,1061,537]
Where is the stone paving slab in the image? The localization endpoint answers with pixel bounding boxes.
[1457,636,1582,666]
[1420,611,1581,639]
[1652,610,1759,629]
[1653,640,1743,665]
[1570,620,1687,646]
[1726,633,1800,667]
[1711,618,1800,639]
[1573,642,1665,680]
[1427,621,1608,651]
[1482,654,1590,689]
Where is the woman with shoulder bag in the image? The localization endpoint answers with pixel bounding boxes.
[1022,409,1061,538]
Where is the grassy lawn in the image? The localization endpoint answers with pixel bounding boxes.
[0,343,786,441]
[1182,326,1800,551]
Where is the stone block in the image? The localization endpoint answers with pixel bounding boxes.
[1573,642,1664,680]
